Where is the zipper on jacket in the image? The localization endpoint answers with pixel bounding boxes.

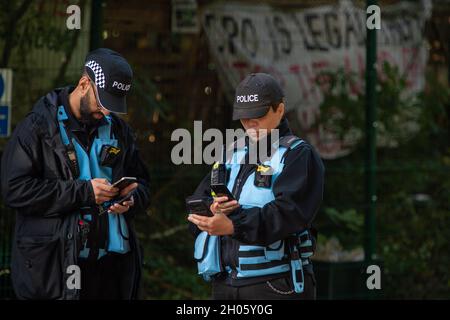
[232,164,256,201]
[225,157,256,279]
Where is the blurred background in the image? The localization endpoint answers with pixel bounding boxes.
[0,0,449,299]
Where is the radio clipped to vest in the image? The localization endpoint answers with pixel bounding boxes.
[210,161,235,199]
[211,143,232,189]
[211,161,227,186]
[66,143,80,178]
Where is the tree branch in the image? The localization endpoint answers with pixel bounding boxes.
[0,0,34,68]
[53,0,86,86]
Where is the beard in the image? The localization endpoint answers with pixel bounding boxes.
[79,91,103,127]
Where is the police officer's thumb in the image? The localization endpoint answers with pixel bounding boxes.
[92,178,111,185]
[101,178,111,185]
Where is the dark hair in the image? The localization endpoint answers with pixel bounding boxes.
[271,98,285,111]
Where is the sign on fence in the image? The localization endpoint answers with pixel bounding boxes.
[0,69,12,138]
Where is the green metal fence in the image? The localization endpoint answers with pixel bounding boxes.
[0,205,14,299]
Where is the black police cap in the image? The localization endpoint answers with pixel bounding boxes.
[233,73,285,120]
[84,48,132,114]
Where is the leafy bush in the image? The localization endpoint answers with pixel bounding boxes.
[314,63,450,298]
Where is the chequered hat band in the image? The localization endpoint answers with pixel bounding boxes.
[85,60,105,89]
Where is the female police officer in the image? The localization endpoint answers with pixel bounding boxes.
[188,73,324,300]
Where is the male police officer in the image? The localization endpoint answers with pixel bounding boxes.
[188,73,324,300]
[1,48,150,300]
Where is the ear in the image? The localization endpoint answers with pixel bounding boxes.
[77,75,91,95]
[277,102,285,118]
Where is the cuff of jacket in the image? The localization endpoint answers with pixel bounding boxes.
[228,207,248,242]
[124,196,139,219]
[79,180,96,206]
[124,185,150,219]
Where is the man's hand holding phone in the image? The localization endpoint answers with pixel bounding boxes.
[108,180,138,214]
[91,178,119,204]
[90,177,138,214]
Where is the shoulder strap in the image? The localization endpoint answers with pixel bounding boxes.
[279,135,304,163]
[57,105,70,146]
[279,135,303,149]
[56,105,80,178]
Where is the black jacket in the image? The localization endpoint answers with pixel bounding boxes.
[0,87,151,299]
[189,118,324,286]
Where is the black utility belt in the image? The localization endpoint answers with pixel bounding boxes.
[221,272,291,287]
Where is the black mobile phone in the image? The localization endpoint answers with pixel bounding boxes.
[111,177,137,190]
[113,191,134,206]
[186,198,213,217]
[210,184,235,201]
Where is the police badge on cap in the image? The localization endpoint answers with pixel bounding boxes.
[84,48,133,114]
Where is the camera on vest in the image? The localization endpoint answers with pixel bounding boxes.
[100,145,121,167]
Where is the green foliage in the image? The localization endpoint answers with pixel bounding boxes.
[314,63,450,298]
[0,1,84,59]
[316,62,424,149]
[323,207,363,233]
[0,0,88,149]
[140,234,210,300]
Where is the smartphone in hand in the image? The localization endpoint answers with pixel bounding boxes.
[111,177,137,190]
[113,191,134,206]
[210,184,236,201]
[186,198,213,217]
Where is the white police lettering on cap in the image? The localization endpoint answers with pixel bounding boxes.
[236,94,258,103]
[112,81,131,91]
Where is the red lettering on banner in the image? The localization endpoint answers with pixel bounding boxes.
[289,64,309,100]
[402,47,420,88]
[232,61,249,81]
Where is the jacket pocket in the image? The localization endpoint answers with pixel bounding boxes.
[15,236,63,300]
[194,231,222,281]
[264,240,285,261]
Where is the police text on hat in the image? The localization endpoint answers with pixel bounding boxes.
[232,73,284,120]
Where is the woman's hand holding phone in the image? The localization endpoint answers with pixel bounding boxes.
[210,196,240,215]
